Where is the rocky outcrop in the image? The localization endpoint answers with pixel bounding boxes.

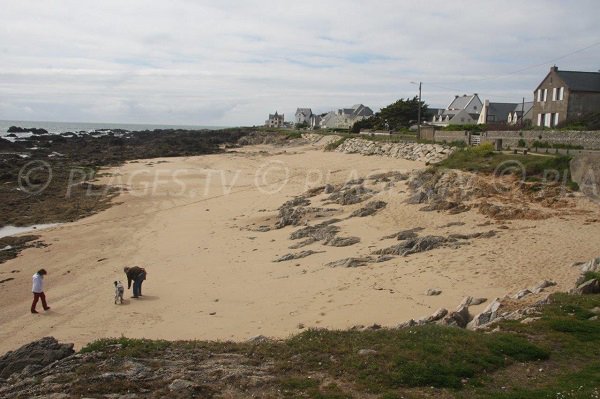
[373,231,496,257]
[348,201,387,218]
[324,236,361,247]
[0,337,74,379]
[570,279,600,295]
[326,257,372,268]
[273,250,320,262]
[334,138,454,164]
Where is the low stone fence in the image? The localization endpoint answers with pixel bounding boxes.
[335,138,454,163]
[427,129,600,149]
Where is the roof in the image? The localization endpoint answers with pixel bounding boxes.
[512,102,533,114]
[295,108,312,116]
[447,94,479,110]
[556,70,600,92]
[487,102,519,121]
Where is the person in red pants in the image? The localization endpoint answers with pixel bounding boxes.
[31,269,50,314]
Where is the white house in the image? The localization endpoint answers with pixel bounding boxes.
[432,94,482,126]
[295,108,312,125]
[319,104,374,129]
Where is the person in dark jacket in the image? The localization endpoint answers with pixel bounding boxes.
[123,266,147,298]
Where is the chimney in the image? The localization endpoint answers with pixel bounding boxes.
[551,65,558,72]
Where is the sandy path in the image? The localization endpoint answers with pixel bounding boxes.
[0,143,597,353]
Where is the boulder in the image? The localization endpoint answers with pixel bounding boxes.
[580,257,600,273]
[513,289,532,300]
[325,257,372,268]
[570,279,600,295]
[0,337,74,379]
[426,289,442,296]
[533,280,557,291]
[349,201,387,218]
[467,299,502,330]
[324,236,360,247]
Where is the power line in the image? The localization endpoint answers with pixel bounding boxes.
[428,40,600,86]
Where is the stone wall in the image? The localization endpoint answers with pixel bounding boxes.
[433,131,468,145]
[335,138,454,163]
[480,130,600,149]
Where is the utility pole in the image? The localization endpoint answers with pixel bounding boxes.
[417,82,422,139]
[521,97,525,127]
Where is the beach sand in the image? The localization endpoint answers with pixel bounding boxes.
[0,141,597,353]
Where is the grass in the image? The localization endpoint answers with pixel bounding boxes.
[436,143,574,184]
[75,293,600,398]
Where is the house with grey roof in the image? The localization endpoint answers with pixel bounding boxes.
[431,94,482,126]
[477,100,520,125]
[319,104,374,129]
[265,111,284,128]
[508,102,533,125]
[295,108,313,125]
[532,66,600,127]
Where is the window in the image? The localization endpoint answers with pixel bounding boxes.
[537,89,542,102]
[544,113,552,127]
[550,113,556,127]
[552,88,557,101]
[559,87,564,101]
[554,113,559,126]
[538,113,543,126]
[543,89,548,102]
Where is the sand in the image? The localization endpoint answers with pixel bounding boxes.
[0,141,598,354]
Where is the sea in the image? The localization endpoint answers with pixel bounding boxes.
[0,119,230,138]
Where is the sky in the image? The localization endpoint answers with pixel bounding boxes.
[0,0,599,127]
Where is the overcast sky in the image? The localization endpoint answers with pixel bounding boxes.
[1,0,599,126]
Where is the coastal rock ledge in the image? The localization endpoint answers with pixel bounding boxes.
[334,138,454,163]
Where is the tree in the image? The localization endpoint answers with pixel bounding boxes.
[351,97,428,133]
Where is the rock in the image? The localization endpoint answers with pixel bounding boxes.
[290,219,341,241]
[375,255,394,263]
[248,335,271,343]
[349,201,387,218]
[570,279,600,295]
[580,257,600,273]
[590,307,600,315]
[357,349,378,356]
[327,185,374,205]
[426,289,442,296]
[533,280,557,291]
[520,317,541,324]
[324,236,360,247]
[467,299,502,330]
[288,238,317,249]
[375,235,448,256]
[323,184,336,194]
[397,319,417,329]
[273,250,319,262]
[422,308,448,323]
[0,337,74,379]
[514,289,532,300]
[326,257,372,268]
[382,227,424,240]
[470,297,487,306]
[169,379,195,391]
[589,316,599,321]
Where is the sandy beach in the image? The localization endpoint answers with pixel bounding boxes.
[0,140,598,354]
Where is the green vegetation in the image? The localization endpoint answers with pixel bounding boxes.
[78,292,600,398]
[437,144,574,184]
[351,97,427,133]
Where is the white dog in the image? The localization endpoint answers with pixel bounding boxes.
[114,281,124,304]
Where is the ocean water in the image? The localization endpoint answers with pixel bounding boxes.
[0,120,230,137]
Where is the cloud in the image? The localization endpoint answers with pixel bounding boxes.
[0,0,599,125]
